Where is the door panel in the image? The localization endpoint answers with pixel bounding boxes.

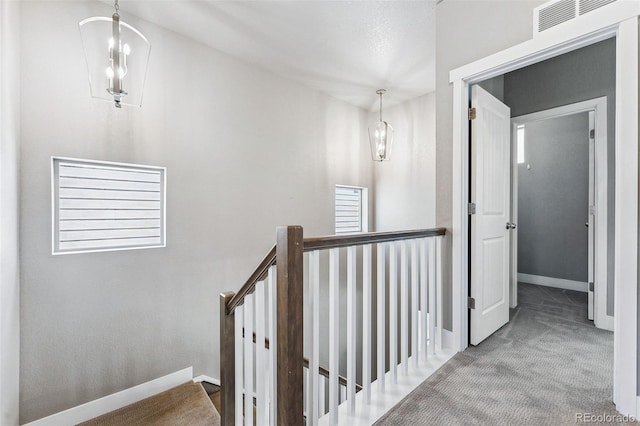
[470,85,511,346]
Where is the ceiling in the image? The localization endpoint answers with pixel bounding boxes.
[111,0,437,111]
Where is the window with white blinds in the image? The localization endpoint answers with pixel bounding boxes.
[52,157,166,255]
[335,185,368,234]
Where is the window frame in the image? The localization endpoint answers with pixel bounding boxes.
[51,156,167,255]
[334,184,369,235]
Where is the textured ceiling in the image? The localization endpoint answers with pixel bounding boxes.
[112,0,436,110]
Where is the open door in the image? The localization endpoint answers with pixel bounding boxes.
[470,85,512,346]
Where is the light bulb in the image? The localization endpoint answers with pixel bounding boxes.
[123,43,131,55]
[105,67,114,79]
[108,38,114,49]
[118,67,125,78]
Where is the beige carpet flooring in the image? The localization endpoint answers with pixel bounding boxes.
[78,381,220,426]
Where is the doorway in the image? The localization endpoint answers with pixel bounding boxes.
[510,97,612,332]
[450,14,639,415]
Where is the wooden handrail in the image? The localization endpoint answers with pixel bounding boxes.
[226,245,276,315]
[303,228,446,252]
[225,228,446,314]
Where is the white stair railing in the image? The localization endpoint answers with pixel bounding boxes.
[220,227,448,426]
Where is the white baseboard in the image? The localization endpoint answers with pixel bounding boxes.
[318,348,457,426]
[193,375,220,386]
[442,328,455,350]
[24,367,193,426]
[518,273,588,293]
[596,313,615,332]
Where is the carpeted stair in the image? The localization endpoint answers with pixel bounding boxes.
[78,381,220,426]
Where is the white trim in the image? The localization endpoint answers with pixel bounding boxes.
[24,367,193,426]
[193,375,221,386]
[318,348,456,426]
[518,273,588,293]
[511,97,609,329]
[441,328,455,350]
[612,17,637,413]
[449,5,638,416]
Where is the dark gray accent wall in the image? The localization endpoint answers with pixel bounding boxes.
[503,38,615,314]
[517,113,590,282]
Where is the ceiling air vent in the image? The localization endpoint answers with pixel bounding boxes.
[533,0,618,35]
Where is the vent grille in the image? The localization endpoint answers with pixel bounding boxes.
[579,0,616,15]
[538,0,576,32]
[52,157,166,254]
[535,0,618,34]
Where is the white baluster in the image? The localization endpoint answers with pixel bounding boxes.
[400,241,408,375]
[411,239,419,368]
[268,266,277,425]
[347,246,356,415]
[329,248,340,425]
[436,236,443,351]
[304,367,309,419]
[244,295,254,426]
[420,238,429,362]
[377,243,386,394]
[235,305,244,426]
[428,238,437,355]
[319,375,326,417]
[255,281,267,425]
[309,250,320,425]
[389,241,398,383]
[362,244,372,403]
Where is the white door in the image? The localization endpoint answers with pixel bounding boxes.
[470,85,512,346]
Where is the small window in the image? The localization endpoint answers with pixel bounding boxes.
[517,125,525,164]
[335,185,368,234]
[52,157,166,255]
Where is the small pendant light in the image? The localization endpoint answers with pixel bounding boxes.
[369,89,394,162]
[79,0,151,108]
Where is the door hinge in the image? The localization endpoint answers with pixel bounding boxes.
[589,282,594,292]
[468,107,477,121]
[468,297,476,310]
[590,128,595,139]
[468,202,476,215]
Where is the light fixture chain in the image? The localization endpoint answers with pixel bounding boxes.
[114,0,119,13]
[379,91,383,122]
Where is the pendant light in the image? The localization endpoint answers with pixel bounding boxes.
[79,0,151,108]
[369,89,394,162]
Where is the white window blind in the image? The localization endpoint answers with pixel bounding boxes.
[52,157,166,255]
[335,185,367,234]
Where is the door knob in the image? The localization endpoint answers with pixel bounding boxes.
[506,222,517,230]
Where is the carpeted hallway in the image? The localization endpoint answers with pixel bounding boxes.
[375,283,618,425]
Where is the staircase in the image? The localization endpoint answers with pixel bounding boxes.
[220,226,451,425]
[79,381,220,425]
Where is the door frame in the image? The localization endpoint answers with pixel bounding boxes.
[449,6,640,417]
[510,97,611,332]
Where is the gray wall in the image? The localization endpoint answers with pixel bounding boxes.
[503,38,616,313]
[435,0,545,330]
[517,113,590,282]
[19,2,374,423]
[374,93,437,231]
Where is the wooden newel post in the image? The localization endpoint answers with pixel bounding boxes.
[219,291,236,426]
[276,225,304,425]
